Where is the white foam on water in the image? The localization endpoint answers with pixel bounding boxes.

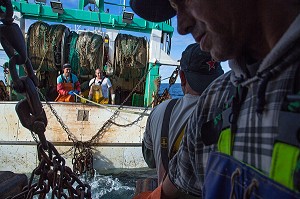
[79,171,135,198]
[28,171,136,199]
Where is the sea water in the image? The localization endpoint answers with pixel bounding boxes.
[79,168,157,198]
[28,168,156,198]
[159,83,184,99]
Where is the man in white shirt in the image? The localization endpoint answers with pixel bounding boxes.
[88,68,115,104]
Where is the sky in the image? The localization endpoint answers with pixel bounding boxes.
[0,0,230,83]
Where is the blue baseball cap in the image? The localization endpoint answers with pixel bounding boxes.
[180,43,224,94]
[130,0,175,22]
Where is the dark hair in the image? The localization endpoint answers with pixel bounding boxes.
[62,63,71,69]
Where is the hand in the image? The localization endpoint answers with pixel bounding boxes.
[68,90,79,96]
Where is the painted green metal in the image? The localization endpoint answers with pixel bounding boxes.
[11,0,173,35]
[144,63,160,107]
[11,65,25,100]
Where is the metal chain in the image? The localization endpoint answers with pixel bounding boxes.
[153,66,179,105]
[30,130,39,144]
[72,142,95,177]
[169,66,179,86]
[37,81,93,176]
[38,89,78,157]
[0,0,48,150]
[87,64,154,145]
[0,0,91,197]
[37,88,78,143]
[8,142,92,199]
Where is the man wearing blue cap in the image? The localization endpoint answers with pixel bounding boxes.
[142,43,223,186]
[131,0,300,198]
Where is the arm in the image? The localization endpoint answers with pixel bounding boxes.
[134,104,181,199]
[142,141,156,168]
[109,87,115,104]
[142,113,156,168]
[88,78,95,99]
[109,85,114,94]
[133,175,179,199]
[162,175,179,198]
[88,78,95,87]
[167,96,207,197]
[107,78,115,104]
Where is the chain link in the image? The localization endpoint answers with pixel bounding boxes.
[169,66,179,86]
[8,142,92,199]
[30,130,39,144]
[72,142,95,177]
[153,66,179,106]
[38,88,78,143]
[0,0,91,197]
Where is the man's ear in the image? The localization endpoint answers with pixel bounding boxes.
[179,70,186,86]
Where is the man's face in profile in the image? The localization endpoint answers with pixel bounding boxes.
[170,0,247,61]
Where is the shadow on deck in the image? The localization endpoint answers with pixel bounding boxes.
[0,171,27,199]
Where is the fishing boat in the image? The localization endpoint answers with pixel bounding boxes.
[0,0,179,175]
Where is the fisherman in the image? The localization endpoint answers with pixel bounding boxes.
[88,68,115,105]
[130,0,300,198]
[0,80,8,101]
[142,43,223,186]
[55,63,81,102]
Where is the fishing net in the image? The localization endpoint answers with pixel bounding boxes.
[68,31,80,74]
[114,34,147,77]
[27,21,49,71]
[27,21,70,71]
[75,31,104,73]
[113,34,148,94]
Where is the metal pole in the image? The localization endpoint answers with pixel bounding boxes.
[123,0,126,12]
